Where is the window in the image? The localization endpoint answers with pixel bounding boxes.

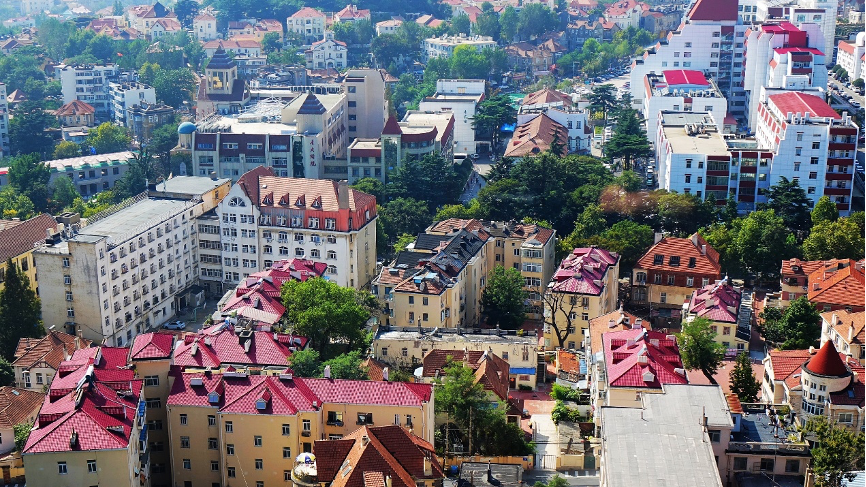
[282,424,291,435]
[838,413,853,423]
[254,435,262,447]
[208,415,216,426]
[228,467,236,478]
[785,459,800,473]
[707,430,721,443]
[181,436,190,448]
[183,459,191,470]
[58,462,67,474]
[660,292,667,303]
[283,447,292,458]
[285,471,292,481]
[144,375,159,386]
[226,421,233,433]
[667,275,675,285]
[653,254,664,265]
[759,458,774,472]
[87,460,97,473]
[686,277,694,287]
[211,461,220,472]
[303,419,311,433]
[733,457,747,470]
[208,438,218,449]
[226,444,235,455]
[812,141,820,150]
[255,459,263,470]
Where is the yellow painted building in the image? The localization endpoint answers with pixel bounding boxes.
[543,247,620,350]
[166,372,434,487]
[682,281,750,354]
[0,214,58,294]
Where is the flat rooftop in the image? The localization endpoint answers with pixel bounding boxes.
[403,111,453,136]
[662,125,729,156]
[198,117,297,135]
[77,198,191,241]
[150,176,231,196]
[733,405,795,444]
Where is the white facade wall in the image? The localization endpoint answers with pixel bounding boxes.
[194,16,219,41]
[538,107,591,152]
[423,36,496,61]
[837,37,866,80]
[109,82,157,125]
[0,83,9,157]
[59,64,119,120]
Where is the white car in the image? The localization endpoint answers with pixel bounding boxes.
[163,321,186,330]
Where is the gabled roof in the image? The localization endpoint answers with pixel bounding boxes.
[821,309,865,345]
[603,328,687,389]
[172,325,294,368]
[766,349,813,389]
[588,309,644,355]
[362,357,389,381]
[291,6,327,18]
[503,112,568,158]
[0,214,57,263]
[12,331,89,371]
[803,340,850,377]
[315,425,443,487]
[780,258,829,279]
[152,17,181,31]
[5,89,26,103]
[768,92,841,120]
[807,260,865,307]
[335,4,371,20]
[550,247,620,295]
[0,386,44,429]
[56,100,95,117]
[686,281,742,324]
[421,350,509,400]
[382,114,402,135]
[686,0,738,22]
[194,12,216,21]
[243,173,376,213]
[636,233,721,276]
[295,91,327,115]
[129,332,174,360]
[522,87,573,107]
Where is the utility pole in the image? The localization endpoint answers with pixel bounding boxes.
[468,407,472,456]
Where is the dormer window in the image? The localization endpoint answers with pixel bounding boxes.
[688,257,696,268]
[642,371,655,382]
[669,256,680,266]
[208,392,219,404]
[653,254,664,265]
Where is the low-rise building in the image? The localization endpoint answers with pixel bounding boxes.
[595,328,687,408]
[306,31,348,70]
[372,326,539,382]
[204,38,263,58]
[806,259,865,312]
[334,4,371,23]
[837,34,866,81]
[54,100,96,127]
[565,20,619,51]
[34,176,229,345]
[376,19,403,36]
[126,102,174,142]
[632,233,722,326]
[166,372,434,487]
[423,35,496,61]
[108,81,157,125]
[544,247,620,351]
[586,308,644,357]
[518,87,591,153]
[505,39,567,76]
[420,349,513,397]
[603,0,648,29]
[126,0,176,38]
[289,7,327,45]
[12,330,90,392]
[418,79,485,155]
[504,112,568,159]
[683,280,750,354]
[193,12,218,41]
[0,214,59,294]
[3,152,135,198]
[779,258,829,305]
[820,309,865,364]
[0,386,43,455]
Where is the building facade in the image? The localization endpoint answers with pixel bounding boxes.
[418,79,486,155]
[289,7,327,45]
[58,63,120,121]
[683,281,750,353]
[0,213,58,294]
[820,309,865,364]
[837,34,866,81]
[306,31,348,70]
[423,35,496,61]
[109,81,157,125]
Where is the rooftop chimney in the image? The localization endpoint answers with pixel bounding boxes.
[848,323,854,343]
[383,367,389,381]
[337,180,350,209]
[323,365,331,379]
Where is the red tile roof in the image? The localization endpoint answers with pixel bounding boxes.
[335,4,371,20]
[768,92,841,120]
[687,0,738,22]
[838,41,855,55]
[504,112,568,158]
[12,331,90,371]
[780,258,829,281]
[550,247,619,295]
[686,281,742,324]
[767,349,813,389]
[0,214,57,263]
[291,6,326,18]
[588,309,644,355]
[603,328,687,389]
[725,393,744,414]
[807,260,865,308]
[829,358,863,407]
[0,387,44,429]
[55,100,95,116]
[315,425,442,487]
[362,357,389,381]
[172,325,294,368]
[804,340,850,377]
[129,332,174,360]
[522,87,573,107]
[382,114,402,135]
[25,377,142,454]
[662,69,709,86]
[636,233,721,277]
[821,309,865,345]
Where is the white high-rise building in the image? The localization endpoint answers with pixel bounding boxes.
[837,33,866,81]
[756,0,837,65]
[58,64,120,121]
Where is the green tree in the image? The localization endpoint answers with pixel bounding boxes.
[9,101,56,156]
[350,177,386,201]
[853,78,865,89]
[472,94,517,151]
[571,203,607,240]
[604,108,651,171]
[516,3,557,40]
[734,209,796,278]
[51,175,80,213]
[393,233,417,253]
[113,149,162,200]
[321,351,368,380]
[499,6,518,41]
[474,8,500,40]
[0,259,44,360]
[14,422,32,452]
[481,266,527,330]
[86,122,131,154]
[599,219,654,271]
[587,84,618,120]
[802,415,865,487]
[450,44,488,79]
[152,68,196,108]
[535,475,569,487]
[53,140,81,159]
[676,317,725,384]
[0,357,13,386]
[761,176,812,236]
[387,153,463,211]
[701,223,743,277]
[449,14,471,36]
[721,194,739,224]
[380,198,431,247]
[434,201,481,220]
[0,186,35,220]
[281,278,377,359]
[288,348,321,377]
[262,32,282,53]
[147,121,180,164]
[9,154,50,212]
[763,296,820,349]
[174,0,200,27]
[802,217,864,261]
[729,352,760,403]
[811,195,839,225]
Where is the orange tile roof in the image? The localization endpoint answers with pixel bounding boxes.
[588,309,644,355]
[0,386,44,429]
[0,214,57,263]
[12,331,90,371]
[767,349,813,389]
[780,258,828,280]
[55,100,95,116]
[557,349,580,374]
[522,87,573,107]
[362,357,389,381]
[635,233,721,276]
[724,393,744,414]
[807,260,865,308]
[504,112,568,158]
[821,309,865,345]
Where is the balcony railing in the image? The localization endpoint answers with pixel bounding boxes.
[726,441,809,455]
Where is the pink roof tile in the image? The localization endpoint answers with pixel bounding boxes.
[129,332,174,360]
[769,92,841,120]
[663,69,709,86]
[172,326,294,368]
[686,281,742,323]
[550,247,619,295]
[603,328,687,389]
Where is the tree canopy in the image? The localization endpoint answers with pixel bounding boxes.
[677,317,725,384]
[761,296,820,350]
[803,415,865,487]
[481,266,527,330]
[0,259,44,360]
[729,352,760,403]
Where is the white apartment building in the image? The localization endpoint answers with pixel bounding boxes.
[109,81,157,125]
[343,69,388,140]
[58,63,120,121]
[305,31,348,70]
[193,12,218,41]
[0,83,9,157]
[742,21,828,127]
[216,167,378,289]
[423,35,496,61]
[289,7,327,45]
[837,33,866,81]
[376,19,402,36]
[517,87,591,153]
[756,0,837,66]
[34,176,229,346]
[418,79,485,154]
[643,70,728,145]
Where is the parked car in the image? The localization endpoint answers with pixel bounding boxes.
[164,321,186,330]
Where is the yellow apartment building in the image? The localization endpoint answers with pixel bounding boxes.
[682,281,750,354]
[166,371,434,487]
[0,214,58,294]
[543,247,620,350]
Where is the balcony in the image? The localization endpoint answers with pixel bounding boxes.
[301,430,311,437]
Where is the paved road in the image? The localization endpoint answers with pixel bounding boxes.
[458,156,492,203]
[830,77,864,107]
